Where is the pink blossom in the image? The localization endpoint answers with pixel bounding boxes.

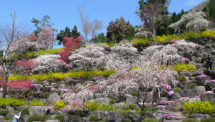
[161,84,172,90]
[168,91,174,96]
[125,94,132,97]
[51,88,55,92]
[85,81,94,83]
[205,91,213,94]
[61,89,70,92]
[195,95,201,98]
[180,97,190,100]
[205,80,215,83]
[163,113,177,119]
[94,76,102,80]
[76,83,81,86]
[181,58,187,63]
[138,102,143,105]
[157,105,167,110]
[59,84,65,88]
[197,75,207,78]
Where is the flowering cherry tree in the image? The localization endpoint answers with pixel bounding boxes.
[16,60,35,75]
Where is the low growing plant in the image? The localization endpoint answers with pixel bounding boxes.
[27,115,44,122]
[89,115,99,121]
[172,64,195,73]
[28,99,45,106]
[55,114,64,122]
[182,118,198,122]
[142,118,159,122]
[54,100,66,109]
[0,98,25,107]
[182,101,215,114]
[0,109,9,116]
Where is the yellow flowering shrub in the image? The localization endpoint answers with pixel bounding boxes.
[37,48,62,56]
[8,70,115,81]
[0,98,25,107]
[131,30,215,45]
[54,100,66,109]
[171,64,195,73]
[183,101,215,114]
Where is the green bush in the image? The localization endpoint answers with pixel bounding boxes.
[201,117,215,122]
[89,115,99,121]
[173,87,182,93]
[27,115,44,122]
[85,102,115,111]
[54,100,66,109]
[142,118,159,122]
[21,107,29,115]
[9,70,115,81]
[172,64,195,73]
[0,109,9,116]
[189,83,198,89]
[182,101,215,114]
[37,48,62,56]
[28,99,45,106]
[109,99,116,104]
[182,118,198,122]
[123,118,132,122]
[177,75,187,82]
[0,98,25,107]
[55,114,64,122]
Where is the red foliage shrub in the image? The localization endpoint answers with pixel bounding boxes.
[89,84,99,92]
[59,36,83,61]
[27,34,38,41]
[59,49,70,61]
[7,80,32,90]
[16,60,35,74]
[62,36,82,51]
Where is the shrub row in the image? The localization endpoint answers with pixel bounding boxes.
[182,101,215,114]
[8,70,115,81]
[131,30,215,45]
[0,98,25,107]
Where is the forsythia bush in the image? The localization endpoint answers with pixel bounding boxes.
[54,100,66,109]
[85,102,116,111]
[131,30,215,45]
[8,70,115,81]
[183,101,215,114]
[0,98,25,107]
[171,64,195,73]
[37,48,63,56]
[28,99,46,106]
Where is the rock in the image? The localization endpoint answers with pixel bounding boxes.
[41,87,52,93]
[192,71,204,77]
[200,93,215,103]
[160,88,168,97]
[164,115,185,121]
[166,101,181,112]
[139,92,152,102]
[113,102,126,109]
[191,86,206,97]
[189,98,201,103]
[212,50,215,55]
[64,77,73,82]
[6,106,14,112]
[82,117,90,122]
[31,79,39,84]
[180,71,192,77]
[88,97,110,104]
[152,112,163,121]
[46,120,60,122]
[50,115,56,119]
[126,96,138,104]
[180,88,192,97]
[195,77,207,86]
[90,111,122,121]
[189,113,211,121]
[0,115,4,119]
[29,106,48,116]
[172,93,181,100]
[48,93,61,105]
[128,112,142,122]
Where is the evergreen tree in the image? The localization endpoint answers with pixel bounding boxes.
[56,26,80,45]
[92,33,108,43]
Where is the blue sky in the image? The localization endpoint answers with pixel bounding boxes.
[0,0,206,42]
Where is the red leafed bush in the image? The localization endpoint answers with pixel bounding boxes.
[62,36,82,51]
[27,34,38,41]
[7,80,32,90]
[89,84,100,92]
[16,60,35,74]
[59,49,70,61]
[59,36,83,61]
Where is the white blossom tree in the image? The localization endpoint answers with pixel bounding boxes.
[169,11,210,33]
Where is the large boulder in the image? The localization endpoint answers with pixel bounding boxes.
[189,113,211,121]
[191,86,206,97]
[126,96,138,104]
[48,93,61,105]
[88,97,110,104]
[29,106,48,116]
[200,93,215,103]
